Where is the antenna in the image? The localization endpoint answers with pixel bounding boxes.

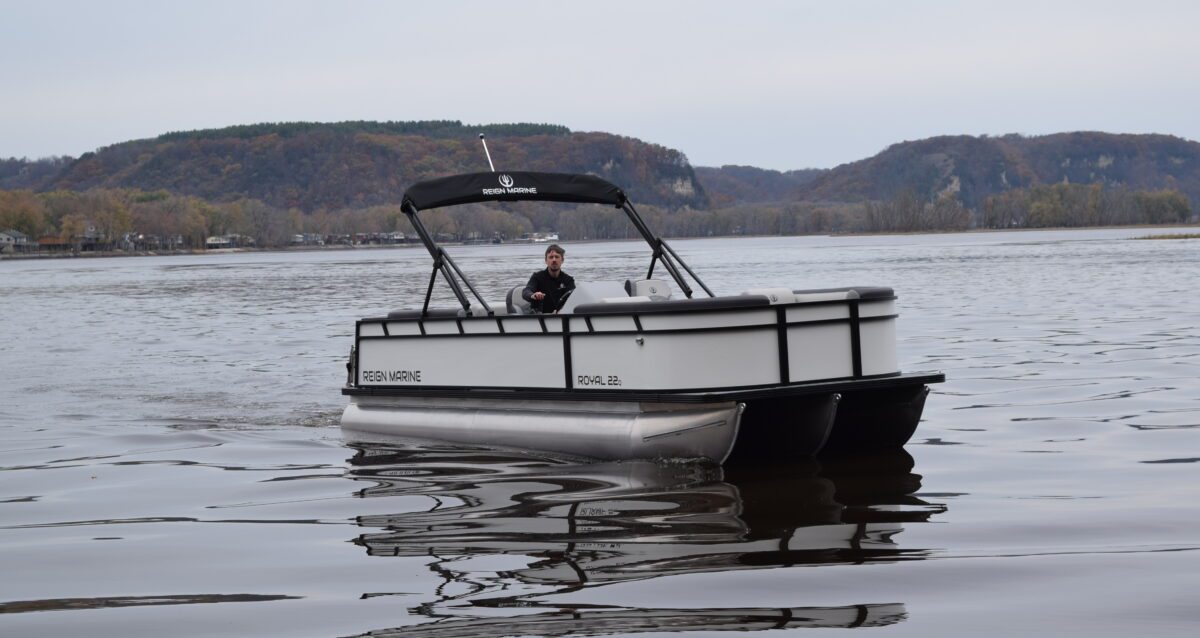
[478,133,496,172]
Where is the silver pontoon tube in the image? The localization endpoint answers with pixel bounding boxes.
[342,396,744,462]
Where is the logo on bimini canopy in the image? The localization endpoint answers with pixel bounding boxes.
[483,173,537,196]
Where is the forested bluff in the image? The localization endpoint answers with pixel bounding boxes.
[1,121,1196,253]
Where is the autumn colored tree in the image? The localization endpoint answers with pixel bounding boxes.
[0,189,46,236]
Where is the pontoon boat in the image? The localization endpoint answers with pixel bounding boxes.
[341,170,943,462]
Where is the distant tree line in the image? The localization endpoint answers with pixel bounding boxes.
[2,181,1194,253]
[980,183,1191,228]
[1,185,856,250]
[0,187,549,250]
[863,191,972,232]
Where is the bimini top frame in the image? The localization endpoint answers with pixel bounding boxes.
[400,171,714,316]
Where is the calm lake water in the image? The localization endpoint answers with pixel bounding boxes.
[2,228,1199,637]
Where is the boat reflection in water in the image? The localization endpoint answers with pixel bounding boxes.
[345,441,946,636]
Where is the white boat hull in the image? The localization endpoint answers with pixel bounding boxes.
[342,395,744,462]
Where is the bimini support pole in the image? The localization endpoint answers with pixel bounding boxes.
[660,240,714,297]
[405,203,474,315]
[620,201,714,298]
[441,250,493,316]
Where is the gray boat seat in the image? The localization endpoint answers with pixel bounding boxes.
[624,278,672,300]
[506,285,532,315]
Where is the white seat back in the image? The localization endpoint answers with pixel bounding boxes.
[559,281,628,314]
[625,279,672,300]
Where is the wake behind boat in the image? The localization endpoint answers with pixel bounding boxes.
[341,164,943,462]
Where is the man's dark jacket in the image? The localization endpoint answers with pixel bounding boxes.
[522,269,575,313]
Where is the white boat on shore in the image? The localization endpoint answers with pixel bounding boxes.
[341,169,943,462]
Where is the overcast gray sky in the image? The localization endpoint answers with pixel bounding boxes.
[3,0,1198,170]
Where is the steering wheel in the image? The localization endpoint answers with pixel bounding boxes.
[551,288,573,312]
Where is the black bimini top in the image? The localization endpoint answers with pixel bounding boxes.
[402,171,626,212]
